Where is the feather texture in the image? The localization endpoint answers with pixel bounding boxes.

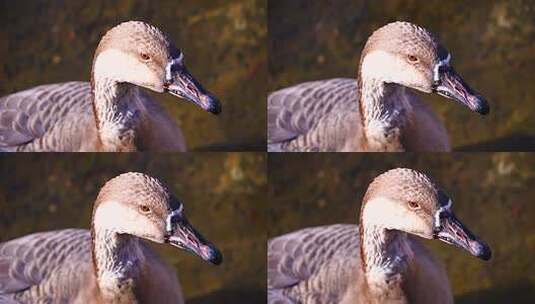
[268,224,360,303]
[0,82,185,152]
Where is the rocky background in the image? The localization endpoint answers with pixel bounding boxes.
[0,153,267,303]
[269,0,535,151]
[269,153,534,303]
[0,0,267,151]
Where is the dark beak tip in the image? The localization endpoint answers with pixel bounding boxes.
[476,100,490,116]
[209,249,223,265]
[480,250,492,261]
[477,245,492,261]
[209,100,222,115]
[469,238,492,260]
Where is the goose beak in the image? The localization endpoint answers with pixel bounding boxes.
[433,211,491,260]
[165,215,223,265]
[433,67,489,115]
[164,64,221,115]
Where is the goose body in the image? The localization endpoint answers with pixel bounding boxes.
[268,224,451,304]
[0,229,182,304]
[0,82,186,152]
[268,168,491,304]
[268,78,449,152]
[0,21,221,152]
[0,173,222,304]
[268,22,489,152]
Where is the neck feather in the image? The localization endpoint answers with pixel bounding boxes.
[358,197,415,277]
[357,60,412,151]
[359,224,411,276]
[91,226,144,302]
[358,214,413,304]
[91,77,140,151]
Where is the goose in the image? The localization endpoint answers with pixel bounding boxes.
[268,168,491,304]
[0,21,221,152]
[0,172,222,304]
[268,21,489,152]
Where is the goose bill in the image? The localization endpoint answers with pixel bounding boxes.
[165,216,223,265]
[433,211,491,260]
[164,65,221,115]
[434,67,489,115]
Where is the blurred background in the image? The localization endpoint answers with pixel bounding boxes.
[0,153,266,303]
[268,153,535,303]
[0,0,266,151]
[268,0,535,151]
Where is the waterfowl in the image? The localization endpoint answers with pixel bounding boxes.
[0,21,221,152]
[0,172,222,304]
[268,168,491,304]
[268,21,489,152]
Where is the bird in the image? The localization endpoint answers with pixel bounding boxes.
[268,21,489,152]
[0,172,222,303]
[0,21,221,152]
[268,168,491,303]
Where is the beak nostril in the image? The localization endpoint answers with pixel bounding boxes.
[186,234,196,243]
[186,84,198,96]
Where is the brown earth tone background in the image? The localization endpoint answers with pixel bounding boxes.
[268,153,535,303]
[268,0,535,151]
[0,153,267,303]
[0,0,266,151]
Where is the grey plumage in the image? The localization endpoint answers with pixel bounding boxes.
[0,229,180,304]
[0,82,183,151]
[0,229,96,303]
[268,224,360,303]
[0,82,98,151]
[268,224,453,304]
[268,78,362,152]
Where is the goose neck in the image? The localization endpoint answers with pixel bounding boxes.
[358,220,413,303]
[92,227,144,302]
[359,223,411,276]
[91,77,141,151]
[357,73,411,151]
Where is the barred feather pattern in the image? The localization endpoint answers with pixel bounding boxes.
[0,82,97,151]
[0,229,94,304]
[268,224,361,303]
[268,78,364,152]
[0,81,185,152]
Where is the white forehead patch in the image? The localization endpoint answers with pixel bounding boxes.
[165,204,184,233]
[165,53,184,82]
[434,198,452,229]
[433,53,451,83]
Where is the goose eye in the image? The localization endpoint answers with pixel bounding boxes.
[408,201,420,209]
[139,205,151,213]
[140,53,151,61]
[407,55,419,63]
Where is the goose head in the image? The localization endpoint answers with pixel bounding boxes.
[361,168,491,260]
[360,21,489,115]
[92,172,222,265]
[92,21,221,114]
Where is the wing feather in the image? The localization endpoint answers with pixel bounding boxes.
[268,224,360,303]
[0,229,92,300]
[268,78,358,145]
[0,82,93,150]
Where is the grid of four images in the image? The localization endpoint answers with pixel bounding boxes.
[0,1,533,303]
